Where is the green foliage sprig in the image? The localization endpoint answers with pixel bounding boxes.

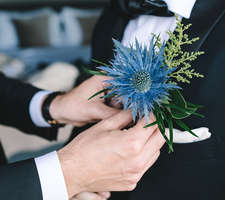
[156,16,204,84]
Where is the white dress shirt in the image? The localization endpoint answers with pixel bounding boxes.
[122,0,196,47]
[29,90,52,128]
[30,92,69,200]
[30,1,196,199]
[35,152,68,200]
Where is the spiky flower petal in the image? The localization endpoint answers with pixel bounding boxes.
[99,38,179,122]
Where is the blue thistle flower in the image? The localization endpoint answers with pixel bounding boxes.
[98,38,179,123]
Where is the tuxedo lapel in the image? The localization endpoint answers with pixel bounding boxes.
[91,5,129,66]
[176,0,225,109]
[181,12,225,135]
[182,0,225,52]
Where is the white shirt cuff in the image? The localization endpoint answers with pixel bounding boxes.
[29,91,52,127]
[164,0,196,18]
[35,151,69,200]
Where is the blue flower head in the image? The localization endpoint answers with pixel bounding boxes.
[98,38,179,123]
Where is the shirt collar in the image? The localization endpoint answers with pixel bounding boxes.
[164,0,196,18]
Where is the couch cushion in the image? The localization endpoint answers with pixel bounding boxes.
[0,12,18,49]
[12,13,52,47]
[61,7,101,45]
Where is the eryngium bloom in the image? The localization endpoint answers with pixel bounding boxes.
[99,39,179,122]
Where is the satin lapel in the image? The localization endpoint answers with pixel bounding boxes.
[179,0,225,98]
[181,0,225,52]
[179,1,225,129]
[91,5,129,65]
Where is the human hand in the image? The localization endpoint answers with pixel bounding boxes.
[49,76,119,126]
[58,110,165,198]
[70,192,110,200]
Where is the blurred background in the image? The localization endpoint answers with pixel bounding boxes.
[0,0,109,163]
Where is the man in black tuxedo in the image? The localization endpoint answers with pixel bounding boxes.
[91,0,225,199]
[0,73,165,199]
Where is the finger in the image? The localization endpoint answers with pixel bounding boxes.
[141,150,161,176]
[92,75,109,83]
[75,192,105,200]
[84,75,110,96]
[98,192,111,199]
[134,112,156,129]
[91,75,111,90]
[128,114,158,147]
[109,98,123,109]
[95,103,120,120]
[142,129,165,157]
[102,110,133,131]
[131,130,163,176]
[145,129,165,151]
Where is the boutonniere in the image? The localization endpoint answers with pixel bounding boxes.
[85,16,204,152]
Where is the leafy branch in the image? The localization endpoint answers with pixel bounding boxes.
[145,89,203,153]
[156,15,204,84]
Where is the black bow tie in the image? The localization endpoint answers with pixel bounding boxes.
[112,0,173,19]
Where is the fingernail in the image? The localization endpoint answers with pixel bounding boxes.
[102,81,108,87]
[102,192,111,198]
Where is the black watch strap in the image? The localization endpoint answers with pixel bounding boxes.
[41,92,66,128]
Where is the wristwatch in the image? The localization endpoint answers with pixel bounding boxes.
[41,92,66,128]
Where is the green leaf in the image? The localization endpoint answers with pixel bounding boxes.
[158,122,173,153]
[163,112,174,153]
[187,102,204,109]
[174,119,198,138]
[189,112,204,118]
[155,106,166,134]
[155,110,165,135]
[83,67,107,76]
[185,102,204,118]
[166,103,204,119]
[166,103,188,112]
[158,107,166,121]
[166,92,204,119]
[166,104,191,119]
[170,89,187,108]
[144,121,158,128]
[88,89,109,100]
[184,107,203,117]
[161,98,170,105]
[185,105,197,112]
[154,105,173,152]
[100,93,117,99]
[168,90,190,119]
[92,58,110,67]
[166,114,174,148]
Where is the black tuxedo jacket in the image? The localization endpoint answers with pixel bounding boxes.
[0,73,58,199]
[92,0,225,199]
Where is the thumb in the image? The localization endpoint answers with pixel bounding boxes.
[103,110,133,131]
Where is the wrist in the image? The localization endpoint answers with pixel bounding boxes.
[49,94,65,124]
[42,92,66,126]
[57,149,83,198]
